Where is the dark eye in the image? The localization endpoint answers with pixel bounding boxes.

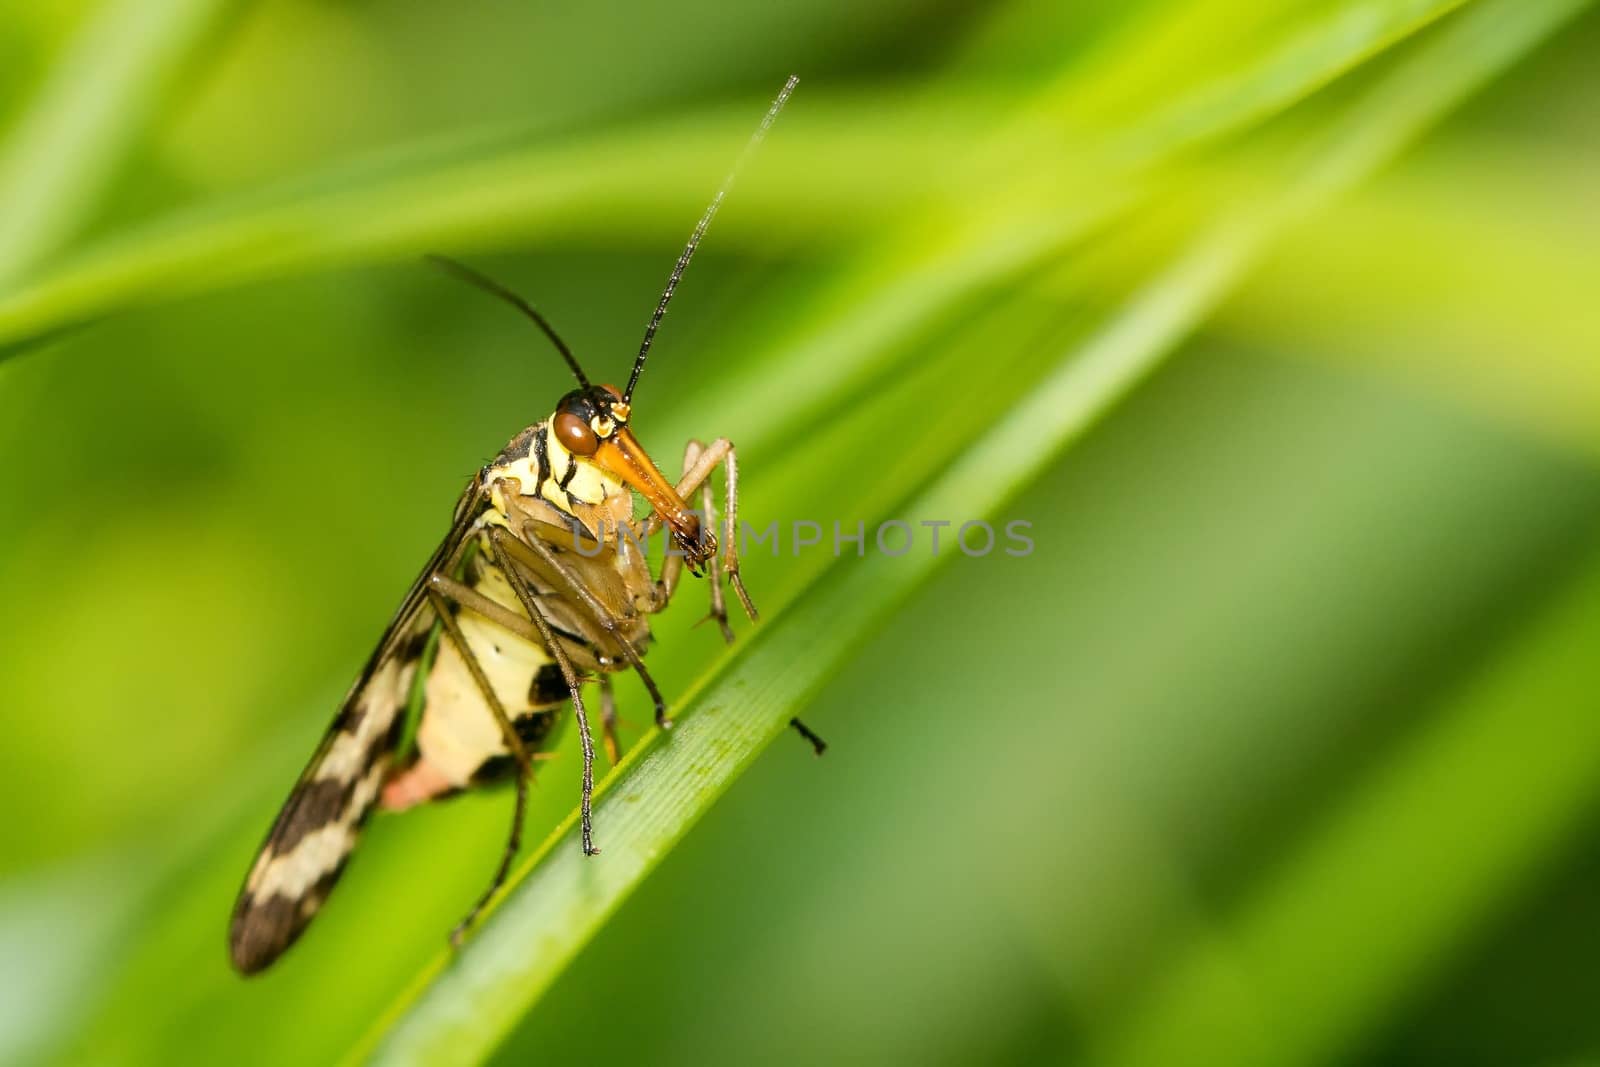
[553,411,599,455]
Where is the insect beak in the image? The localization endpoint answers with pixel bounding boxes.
[593,428,707,560]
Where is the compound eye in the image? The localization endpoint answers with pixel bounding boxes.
[553,410,599,456]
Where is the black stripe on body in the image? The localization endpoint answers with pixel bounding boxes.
[493,425,538,466]
[533,423,552,491]
[470,707,563,786]
[528,662,566,706]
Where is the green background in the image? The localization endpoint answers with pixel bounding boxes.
[2,1,1598,1064]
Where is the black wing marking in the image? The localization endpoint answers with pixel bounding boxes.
[228,473,486,975]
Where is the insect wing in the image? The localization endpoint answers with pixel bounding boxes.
[228,475,484,974]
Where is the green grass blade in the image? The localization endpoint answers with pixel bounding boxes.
[1095,543,1600,1067]
[0,0,234,285]
[1218,152,1600,461]
[0,0,1465,358]
[353,3,1587,1061]
[630,0,1475,461]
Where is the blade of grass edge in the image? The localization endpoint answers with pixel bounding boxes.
[350,2,1588,1062]
[0,0,235,285]
[662,0,1472,468]
[0,0,1464,358]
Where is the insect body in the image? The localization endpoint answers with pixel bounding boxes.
[229,77,813,975]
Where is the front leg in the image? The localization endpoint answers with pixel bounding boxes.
[495,520,670,730]
[653,437,757,625]
[674,440,734,643]
[653,441,822,756]
[720,444,757,622]
[483,526,602,857]
[700,450,735,641]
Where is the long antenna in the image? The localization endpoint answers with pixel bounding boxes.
[426,253,591,388]
[624,74,798,403]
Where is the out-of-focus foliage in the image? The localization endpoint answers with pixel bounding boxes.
[0,2,1597,1065]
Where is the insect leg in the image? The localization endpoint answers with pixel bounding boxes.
[653,444,823,753]
[657,436,727,503]
[429,573,555,648]
[709,450,826,753]
[648,437,757,621]
[720,444,757,622]
[600,675,620,766]
[485,526,602,857]
[422,583,535,942]
[678,440,734,642]
[698,456,736,642]
[498,528,671,730]
[653,441,697,607]
[707,456,824,749]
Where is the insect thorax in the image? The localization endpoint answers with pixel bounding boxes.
[485,420,632,540]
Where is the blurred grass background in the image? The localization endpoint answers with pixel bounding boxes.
[2,1,1599,1064]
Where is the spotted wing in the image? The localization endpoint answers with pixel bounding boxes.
[228,475,483,975]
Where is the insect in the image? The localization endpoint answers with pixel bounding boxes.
[229,76,823,975]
